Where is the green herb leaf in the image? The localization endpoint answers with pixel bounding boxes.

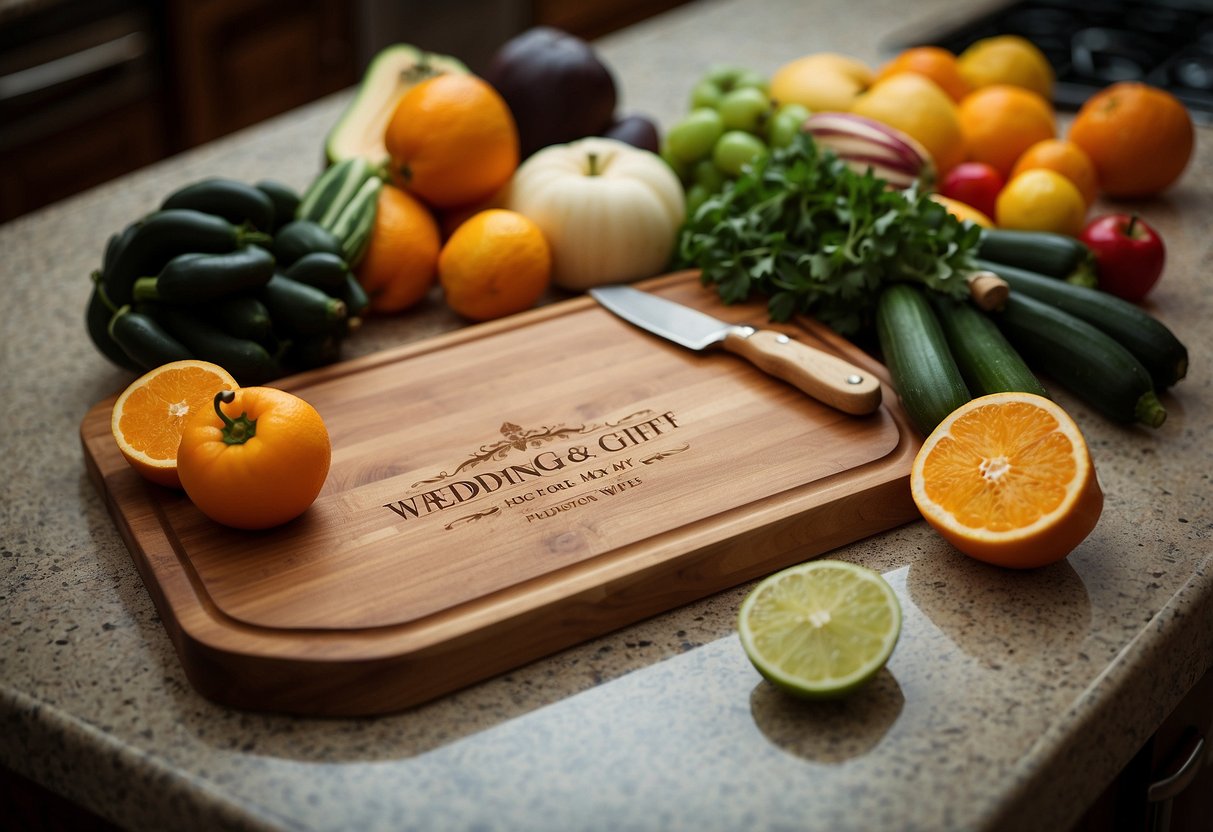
[676,133,979,334]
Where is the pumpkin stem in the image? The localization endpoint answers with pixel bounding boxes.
[586,152,600,176]
[213,390,257,446]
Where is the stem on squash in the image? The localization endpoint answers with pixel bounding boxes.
[586,152,600,176]
[213,390,257,445]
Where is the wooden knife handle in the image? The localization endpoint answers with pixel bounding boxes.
[722,327,882,415]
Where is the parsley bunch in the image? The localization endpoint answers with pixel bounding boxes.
[675,132,983,335]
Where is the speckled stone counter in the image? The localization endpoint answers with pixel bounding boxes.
[2,1,1211,830]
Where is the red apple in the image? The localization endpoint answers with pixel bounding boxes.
[939,162,1004,221]
[1079,214,1166,302]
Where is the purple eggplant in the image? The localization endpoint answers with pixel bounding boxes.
[486,27,618,158]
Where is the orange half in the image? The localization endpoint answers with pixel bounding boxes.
[910,392,1103,568]
[110,360,238,489]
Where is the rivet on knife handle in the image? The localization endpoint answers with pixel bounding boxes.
[722,328,883,415]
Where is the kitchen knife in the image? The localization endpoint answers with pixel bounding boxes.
[589,285,882,415]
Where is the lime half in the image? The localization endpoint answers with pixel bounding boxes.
[738,560,902,698]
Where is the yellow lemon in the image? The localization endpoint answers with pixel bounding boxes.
[957,35,1055,98]
[850,73,966,173]
[770,53,874,112]
[995,169,1086,236]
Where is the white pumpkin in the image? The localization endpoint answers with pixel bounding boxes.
[506,137,685,290]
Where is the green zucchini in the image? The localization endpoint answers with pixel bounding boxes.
[211,295,274,345]
[271,220,344,267]
[86,285,141,370]
[284,251,349,293]
[260,274,348,336]
[976,259,1188,389]
[993,293,1166,427]
[928,294,1049,398]
[254,180,302,233]
[105,209,272,306]
[86,224,143,370]
[288,334,342,370]
[107,305,193,369]
[161,178,276,232]
[154,305,282,385]
[978,228,1098,288]
[133,245,276,303]
[341,272,371,319]
[876,283,971,436]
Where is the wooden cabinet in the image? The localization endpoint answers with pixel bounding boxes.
[0,0,357,222]
[0,1,168,222]
[1,97,166,222]
[0,0,692,221]
[163,0,356,147]
[1074,667,1213,832]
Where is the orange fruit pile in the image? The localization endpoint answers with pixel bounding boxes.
[1010,138,1099,207]
[848,37,1194,230]
[111,360,238,489]
[358,74,555,322]
[911,392,1103,569]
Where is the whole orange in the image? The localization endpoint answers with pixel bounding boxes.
[1067,82,1194,198]
[355,184,442,314]
[439,209,551,321]
[850,73,966,173]
[177,387,331,530]
[958,84,1056,177]
[1010,138,1099,207]
[384,74,520,209]
[875,46,972,102]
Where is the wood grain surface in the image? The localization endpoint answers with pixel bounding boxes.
[80,271,923,715]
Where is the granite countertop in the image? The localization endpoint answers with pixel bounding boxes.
[2,0,1211,829]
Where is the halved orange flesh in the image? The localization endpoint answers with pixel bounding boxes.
[910,392,1103,568]
[110,360,238,489]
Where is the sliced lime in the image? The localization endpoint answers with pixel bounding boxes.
[738,560,902,698]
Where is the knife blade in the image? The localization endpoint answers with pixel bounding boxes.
[589,285,882,415]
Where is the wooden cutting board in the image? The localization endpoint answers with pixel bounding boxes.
[80,271,922,716]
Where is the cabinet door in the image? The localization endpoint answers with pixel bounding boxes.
[1146,668,1213,832]
[0,98,166,222]
[1072,666,1213,832]
[166,0,356,147]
